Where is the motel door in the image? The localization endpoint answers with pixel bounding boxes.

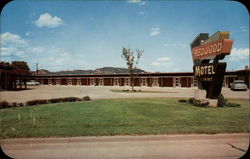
[180,77,191,87]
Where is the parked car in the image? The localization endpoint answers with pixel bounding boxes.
[26,80,40,86]
[230,80,248,91]
[16,80,24,85]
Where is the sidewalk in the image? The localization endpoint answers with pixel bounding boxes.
[1,133,249,159]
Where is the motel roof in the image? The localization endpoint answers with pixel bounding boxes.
[18,69,249,78]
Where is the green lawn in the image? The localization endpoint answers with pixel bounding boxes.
[0,98,249,138]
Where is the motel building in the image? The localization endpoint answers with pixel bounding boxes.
[16,67,250,89]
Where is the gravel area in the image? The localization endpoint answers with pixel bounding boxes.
[0,85,249,103]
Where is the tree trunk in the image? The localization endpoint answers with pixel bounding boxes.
[130,75,134,91]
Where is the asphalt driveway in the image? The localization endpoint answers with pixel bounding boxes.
[0,85,249,103]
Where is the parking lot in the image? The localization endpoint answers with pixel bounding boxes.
[0,85,249,103]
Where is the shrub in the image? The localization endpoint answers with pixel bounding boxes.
[188,98,209,107]
[60,97,81,102]
[82,96,91,101]
[217,94,227,107]
[18,103,24,107]
[122,89,129,92]
[0,101,10,109]
[216,94,240,107]
[48,98,61,103]
[12,102,18,107]
[226,102,240,107]
[193,99,209,107]
[26,99,48,106]
[179,99,187,103]
[188,98,195,104]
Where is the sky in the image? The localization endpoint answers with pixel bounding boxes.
[0,0,249,72]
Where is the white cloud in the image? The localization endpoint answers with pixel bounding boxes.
[138,11,147,19]
[164,43,187,48]
[0,32,49,59]
[1,32,28,47]
[127,0,146,5]
[139,1,146,5]
[149,28,160,36]
[151,61,161,67]
[240,26,247,32]
[0,47,17,56]
[229,48,249,62]
[34,13,64,28]
[55,58,65,65]
[151,57,172,68]
[16,50,26,56]
[25,32,30,36]
[27,47,45,53]
[139,11,145,15]
[157,57,170,62]
[127,0,141,3]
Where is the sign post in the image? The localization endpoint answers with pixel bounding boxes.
[190,31,233,105]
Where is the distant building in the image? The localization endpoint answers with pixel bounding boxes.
[0,63,28,90]
[0,64,17,89]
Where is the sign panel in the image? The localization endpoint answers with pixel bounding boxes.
[193,63,227,99]
[191,39,233,60]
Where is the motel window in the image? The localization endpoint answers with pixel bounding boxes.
[90,79,95,85]
[77,79,81,85]
[153,78,158,86]
[56,79,60,85]
[125,78,130,85]
[68,79,72,85]
[99,78,103,85]
[49,79,53,85]
[114,78,119,85]
[175,78,180,86]
[142,78,147,86]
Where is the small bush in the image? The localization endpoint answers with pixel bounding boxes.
[48,98,62,103]
[60,97,81,102]
[188,98,209,107]
[122,89,129,92]
[12,102,18,107]
[188,98,195,104]
[193,99,209,107]
[226,102,240,107]
[26,99,48,106]
[217,94,227,107]
[179,99,187,103]
[18,103,24,107]
[0,101,10,109]
[83,96,91,101]
[217,94,240,107]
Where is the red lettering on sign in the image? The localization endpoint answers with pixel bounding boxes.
[191,39,233,60]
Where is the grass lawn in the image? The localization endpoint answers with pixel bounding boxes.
[110,89,178,93]
[0,98,249,138]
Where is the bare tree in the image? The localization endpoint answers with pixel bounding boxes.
[121,48,143,91]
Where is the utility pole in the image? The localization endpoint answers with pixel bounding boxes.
[36,63,39,74]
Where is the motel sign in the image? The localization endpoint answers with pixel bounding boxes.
[190,31,233,99]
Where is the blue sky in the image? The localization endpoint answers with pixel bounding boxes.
[0,0,249,72]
